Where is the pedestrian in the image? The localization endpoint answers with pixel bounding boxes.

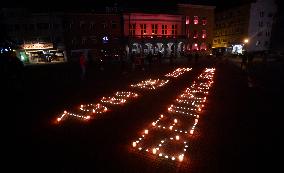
[157,51,162,64]
[147,52,153,70]
[169,51,174,65]
[241,52,248,70]
[79,53,87,80]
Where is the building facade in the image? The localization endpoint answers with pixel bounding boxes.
[62,13,123,62]
[123,13,185,57]
[0,8,67,64]
[177,4,215,54]
[213,0,277,54]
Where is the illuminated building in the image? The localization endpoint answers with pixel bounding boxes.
[213,0,277,54]
[177,4,216,55]
[123,13,185,57]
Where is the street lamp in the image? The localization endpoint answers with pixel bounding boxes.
[244,39,249,44]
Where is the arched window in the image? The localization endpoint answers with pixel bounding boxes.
[200,42,207,50]
[192,43,199,50]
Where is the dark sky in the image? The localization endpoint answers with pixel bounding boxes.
[4,0,254,11]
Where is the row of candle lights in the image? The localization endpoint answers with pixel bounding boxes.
[56,68,191,123]
[131,68,215,163]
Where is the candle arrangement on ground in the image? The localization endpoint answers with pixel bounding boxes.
[165,68,192,78]
[55,67,193,123]
[56,91,139,123]
[130,68,215,163]
[130,79,169,90]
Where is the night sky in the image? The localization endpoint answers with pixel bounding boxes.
[4,0,255,11]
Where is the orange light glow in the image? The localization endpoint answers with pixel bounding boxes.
[178,154,184,162]
[153,148,157,154]
[145,129,148,134]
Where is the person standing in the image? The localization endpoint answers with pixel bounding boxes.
[79,53,86,80]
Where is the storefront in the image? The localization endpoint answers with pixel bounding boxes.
[17,42,67,64]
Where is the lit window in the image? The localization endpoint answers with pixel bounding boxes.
[193,30,198,38]
[140,24,146,35]
[202,30,206,39]
[186,16,190,25]
[192,43,199,50]
[200,42,207,50]
[171,24,177,35]
[162,24,167,35]
[194,16,199,25]
[129,24,136,36]
[152,24,158,35]
[202,17,207,25]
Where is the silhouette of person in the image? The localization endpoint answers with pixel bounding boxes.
[79,53,86,80]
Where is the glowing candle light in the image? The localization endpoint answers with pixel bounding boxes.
[195,119,198,124]
[174,119,177,123]
[178,154,184,162]
[190,129,194,134]
[132,142,136,147]
[176,135,180,140]
[152,148,157,154]
[145,129,148,134]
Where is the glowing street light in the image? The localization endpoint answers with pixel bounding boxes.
[244,39,249,43]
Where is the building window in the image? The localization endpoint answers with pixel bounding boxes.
[80,21,86,29]
[260,11,264,17]
[266,31,270,37]
[90,22,95,30]
[194,16,199,25]
[259,21,263,27]
[202,30,206,39]
[140,24,146,35]
[200,42,207,50]
[202,17,207,25]
[72,38,76,45]
[152,24,158,35]
[129,23,136,36]
[102,22,107,29]
[171,24,177,35]
[186,16,190,25]
[257,31,263,37]
[111,21,117,29]
[82,37,87,45]
[162,24,167,35]
[192,43,199,50]
[193,30,198,38]
[267,22,270,27]
[90,36,97,44]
